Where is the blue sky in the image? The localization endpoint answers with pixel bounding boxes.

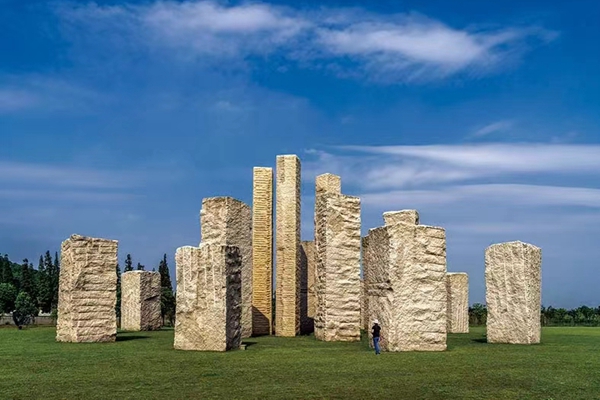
[1,0,599,308]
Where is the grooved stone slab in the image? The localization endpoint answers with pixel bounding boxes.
[383,210,419,226]
[174,244,242,352]
[485,241,541,344]
[275,155,301,337]
[252,167,273,336]
[56,234,117,343]
[446,272,469,333]
[121,271,162,331]
[314,193,361,342]
[300,240,316,334]
[201,197,252,339]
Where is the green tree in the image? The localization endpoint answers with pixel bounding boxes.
[20,259,34,299]
[50,252,60,310]
[0,283,17,315]
[124,254,133,272]
[12,292,38,328]
[136,263,145,271]
[158,254,175,326]
[36,253,53,313]
[0,254,14,285]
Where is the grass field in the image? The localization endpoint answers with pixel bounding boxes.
[1,327,599,399]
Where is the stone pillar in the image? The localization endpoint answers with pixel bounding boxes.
[485,241,541,344]
[121,271,162,331]
[315,192,361,342]
[300,240,315,334]
[383,210,419,226]
[56,234,117,343]
[252,167,273,336]
[275,155,301,337]
[174,244,242,351]
[200,197,252,339]
[446,272,469,334]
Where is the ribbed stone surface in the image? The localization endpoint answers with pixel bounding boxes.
[314,193,361,342]
[485,241,541,344]
[360,278,366,330]
[56,234,117,343]
[363,220,447,351]
[252,167,273,336]
[300,240,315,334]
[383,210,419,226]
[121,271,161,331]
[275,155,301,337]
[446,272,469,334]
[201,197,252,339]
[174,244,242,352]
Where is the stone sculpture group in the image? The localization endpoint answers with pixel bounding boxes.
[55,153,542,351]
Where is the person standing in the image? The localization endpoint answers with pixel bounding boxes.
[372,319,381,355]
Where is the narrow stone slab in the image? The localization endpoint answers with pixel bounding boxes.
[485,241,541,344]
[56,234,117,343]
[201,196,252,339]
[300,240,316,334]
[446,272,469,334]
[275,155,301,337]
[174,244,242,351]
[383,210,419,226]
[252,167,273,336]
[121,271,162,331]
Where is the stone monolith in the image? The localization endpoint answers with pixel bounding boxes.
[300,240,316,334]
[121,270,162,331]
[485,241,541,344]
[446,272,469,333]
[174,244,242,351]
[201,196,252,339]
[275,155,301,336]
[56,234,117,343]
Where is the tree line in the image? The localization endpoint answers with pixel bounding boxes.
[469,303,600,326]
[0,251,176,328]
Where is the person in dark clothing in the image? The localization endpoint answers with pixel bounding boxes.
[372,319,381,355]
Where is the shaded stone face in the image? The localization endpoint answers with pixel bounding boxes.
[314,192,361,342]
[485,241,541,344]
[300,241,316,334]
[121,271,162,331]
[275,155,301,337]
[252,167,273,336]
[201,197,252,339]
[56,234,117,343]
[446,273,469,334]
[174,244,242,352]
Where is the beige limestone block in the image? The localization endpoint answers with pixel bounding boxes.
[121,271,162,331]
[314,193,361,342]
[275,155,301,337]
[174,244,242,352]
[485,241,541,344]
[252,167,273,336]
[383,210,419,226]
[201,197,252,339]
[56,234,117,343]
[446,272,469,333]
[300,240,316,334]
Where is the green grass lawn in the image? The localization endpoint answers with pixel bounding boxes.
[0,326,599,399]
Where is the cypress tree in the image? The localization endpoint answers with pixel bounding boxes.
[158,254,175,326]
[136,262,145,271]
[124,254,133,272]
[20,259,33,298]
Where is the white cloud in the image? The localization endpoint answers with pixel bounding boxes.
[0,90,39,112]
[469,120,514,138]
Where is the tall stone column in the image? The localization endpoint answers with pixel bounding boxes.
[252,167,273,336]
[174,244,242,351]
[121,271,162,331]
[56,234,117,343]
[200,197,252,339]
[446,272,469,333]
[275,155,301,337]
[485,241,541,344]
[300,240,316,334]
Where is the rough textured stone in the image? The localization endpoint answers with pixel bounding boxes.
[446,272,469,334]
[252,167,273,336]
[121,271,162,331]
[485,241,541,344]
[360,278,367,331]
[363,219,447,351]
[56,234,117,343]
[275,155,301,337]
[314,193,361,342]
[200,197,252,339]
[383,210,419,226]
[174,244,242,351]
[300,240,316,334]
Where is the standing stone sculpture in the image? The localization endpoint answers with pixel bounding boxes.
[485,241,542,344]
[121,270,162,331]
[314,174,361,342]
[446,272,469,334]
[174,244,242,351]
[200,196,252,339]
[275,155,301,337]
[56,234,117,343]
[363,211,447,351]
[300,240,316,334]
[252,167,273,336]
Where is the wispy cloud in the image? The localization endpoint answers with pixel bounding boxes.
[468,120,514,138]
[0,90,39,113]
[56,1,557,83]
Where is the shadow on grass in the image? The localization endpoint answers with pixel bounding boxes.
[472,337,488,343]
[242,341,258,348]
[117,335,151,342]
